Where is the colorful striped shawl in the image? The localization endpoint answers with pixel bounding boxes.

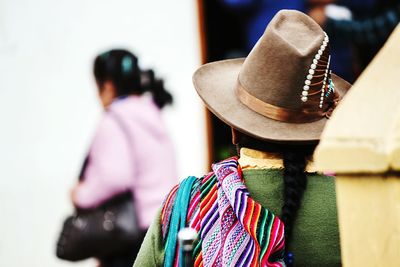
[161,157,286,267]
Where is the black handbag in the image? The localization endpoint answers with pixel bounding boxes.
[56,111,145,261]
[56,192,145,261]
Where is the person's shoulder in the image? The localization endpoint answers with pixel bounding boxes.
[162,173,214,199]
[159,173,214,234]
[307,172,337,194]
[160,175,208,214]
[108,95,161,123]
[160,173,215,209]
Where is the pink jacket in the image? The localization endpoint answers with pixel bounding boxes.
[74,95,178,229]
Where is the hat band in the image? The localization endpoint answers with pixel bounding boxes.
[235,81,326,123]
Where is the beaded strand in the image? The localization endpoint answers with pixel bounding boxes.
[301,32,330,106]
[319,54,331,108]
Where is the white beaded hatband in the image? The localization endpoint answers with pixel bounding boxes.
[300,32,335,109]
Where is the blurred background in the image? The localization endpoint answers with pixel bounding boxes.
[0,0,398,266]
[0,1,204,266]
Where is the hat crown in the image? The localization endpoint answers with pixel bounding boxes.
[239,10,326,110]
[191,9,350,143]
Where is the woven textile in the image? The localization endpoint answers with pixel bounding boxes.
[162,157,286,267]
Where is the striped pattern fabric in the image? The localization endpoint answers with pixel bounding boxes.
[162,157,286,266]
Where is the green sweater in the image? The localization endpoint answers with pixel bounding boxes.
[133,169,341,266]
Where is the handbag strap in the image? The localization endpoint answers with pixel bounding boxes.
[164,176,197,267]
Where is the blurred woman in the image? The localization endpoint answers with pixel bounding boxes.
[71,49,178,267]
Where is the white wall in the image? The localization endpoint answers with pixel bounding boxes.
[0,1,206,266]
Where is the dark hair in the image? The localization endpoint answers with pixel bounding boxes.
[237,132,316,244]
[94,49,173,109]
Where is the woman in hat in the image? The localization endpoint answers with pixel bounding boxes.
[134,10,350,267]
[71,49,178,267]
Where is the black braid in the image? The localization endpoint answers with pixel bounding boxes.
[234,129,314,243]
[281,151,308,244]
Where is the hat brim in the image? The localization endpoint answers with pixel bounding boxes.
[193,58,352,144]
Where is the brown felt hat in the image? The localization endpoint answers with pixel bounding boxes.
[193,10,351,144]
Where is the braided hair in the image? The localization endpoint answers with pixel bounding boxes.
[236,132,315,244]
[94,49,173,109]
[281,149,308,244]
